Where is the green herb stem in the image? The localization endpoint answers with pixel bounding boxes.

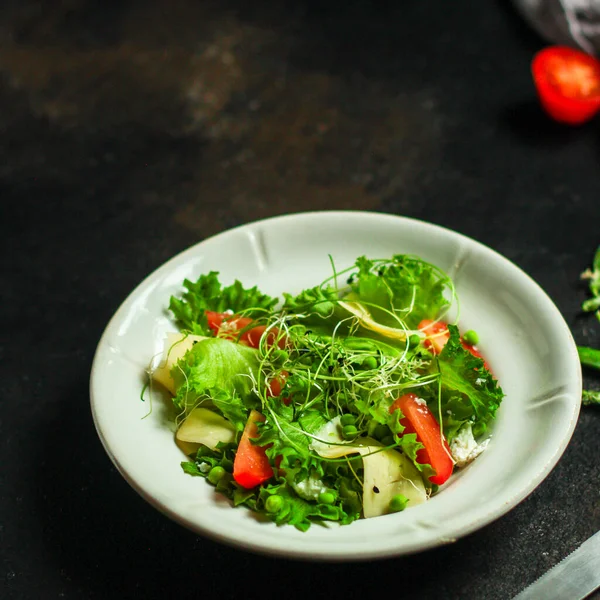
[577,345,600,370]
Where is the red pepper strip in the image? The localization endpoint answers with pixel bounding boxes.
[233,410,274,489]
[389,393,453,485]
[244,325,287,350]
[532,46,600,125]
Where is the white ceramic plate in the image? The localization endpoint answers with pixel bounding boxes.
[90,211,581,560]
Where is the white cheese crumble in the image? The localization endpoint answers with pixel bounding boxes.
[450,423,489,468]
[414,396,428,407]
[291,476,329,502]
[198,462,211,473]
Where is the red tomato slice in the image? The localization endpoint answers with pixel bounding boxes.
[233,410,274,489]
[389,393,453,485]
[205,310,227,334]
[266,370,290,405]
[243,325,287,350]
[418,319,450,354]
[205,310,253,337]
[532,46,600,125]
[462,339,485,362]
[267,373,284,397]
[205,312,287,349]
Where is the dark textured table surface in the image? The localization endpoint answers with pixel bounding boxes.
[2,1,600,599]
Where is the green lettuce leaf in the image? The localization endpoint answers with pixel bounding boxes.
[258,405,329,471]
[387,409,436,482]
[281,285,347,334]
[169,272,278,335]
[437,325,504,439]
[282,285,339,316]
[171,337,261,425]
[349,255,451,330]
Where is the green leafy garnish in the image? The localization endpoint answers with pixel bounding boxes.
[577,246,600,403]
[348,255,452,330]
[169,272,278,335]
[578,346,600,371]
[180,444,361,531]
[437,325,504,439]
[388,409,435,481]
[581,246,600,321]
[582,390,600,406]
[258,405,329,471]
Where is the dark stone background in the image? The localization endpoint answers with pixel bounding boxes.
[1,1,599,598]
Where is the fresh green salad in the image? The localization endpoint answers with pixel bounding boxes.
[578,245,600,406]
[149,254,504,531]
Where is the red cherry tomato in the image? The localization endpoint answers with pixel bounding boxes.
[389,393,453,485]
[532,46,600,125]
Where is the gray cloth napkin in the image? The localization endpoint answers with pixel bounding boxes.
[513,0,600,53]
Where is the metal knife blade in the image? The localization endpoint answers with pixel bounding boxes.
[513,530,600,600]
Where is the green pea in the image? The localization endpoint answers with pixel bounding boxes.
[373,423,389,440]
[408,334,421,348]
[463,329,479,345]
[342,425,358,439]
[265,495,284,513]
[271,349,289,362]
[361,356,378,370]
[207,466,226,485]
[389,494,409,512]
[381,435,395,447]
[340,414,356,427]
[318,491,336,505]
